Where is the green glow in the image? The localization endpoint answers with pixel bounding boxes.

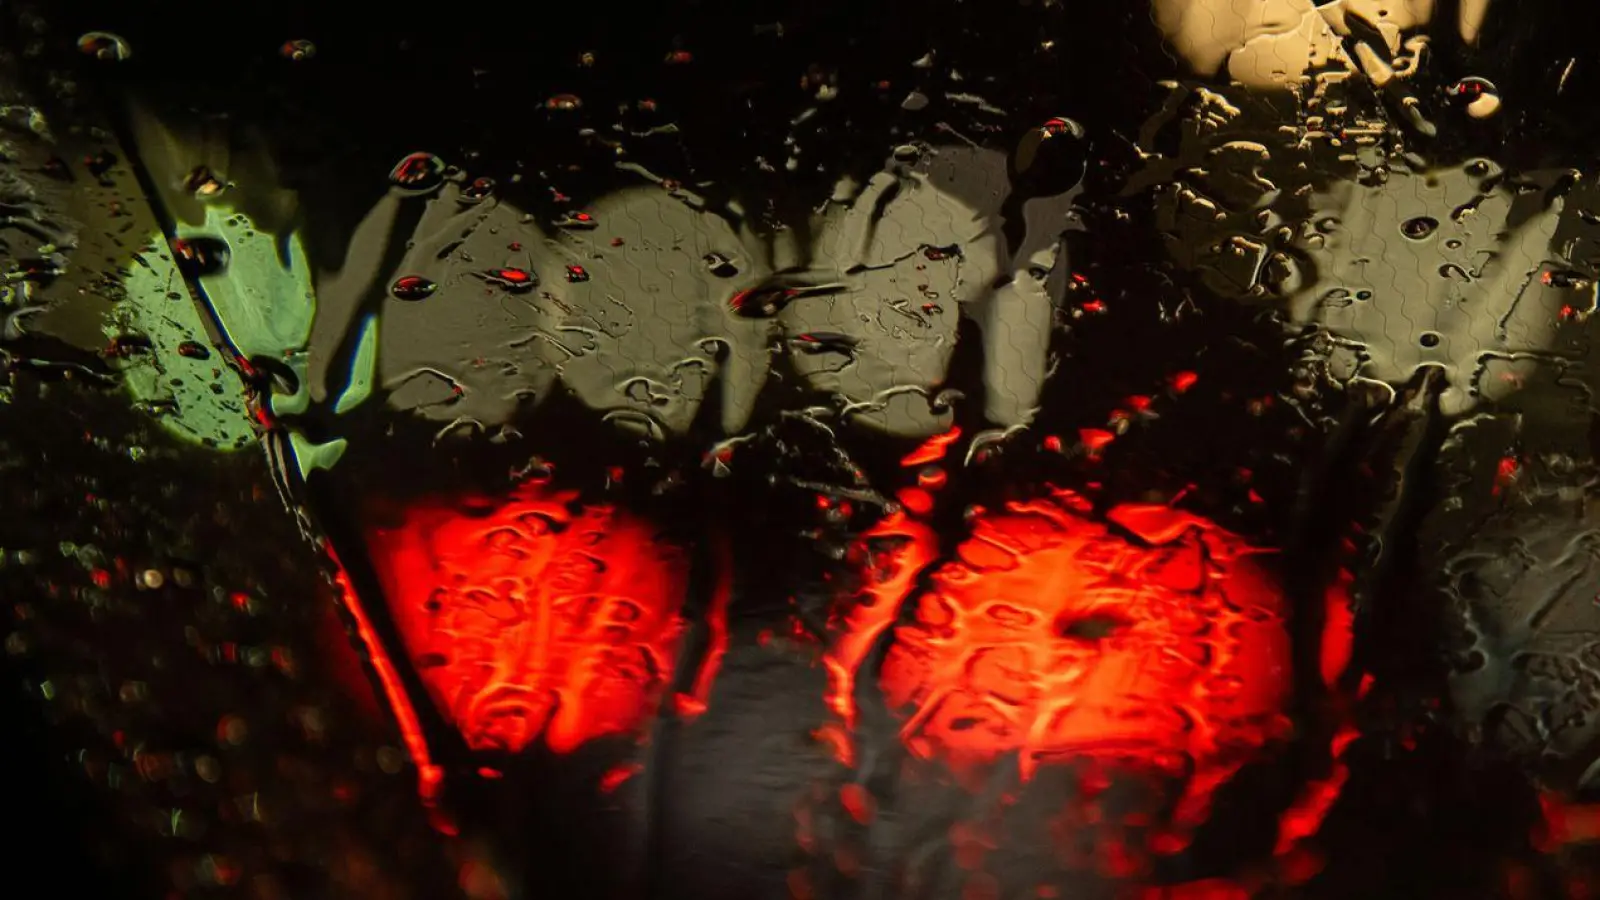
[113,236,256,449]
[176,208,317,360]
[119,206,376,473]
[177,208,319,420]
[289,432,348,478]
[334,314,379,415]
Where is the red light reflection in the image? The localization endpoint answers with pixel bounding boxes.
[830,488,1294,839]
[365,484,691,754]
[330,459,1350,888]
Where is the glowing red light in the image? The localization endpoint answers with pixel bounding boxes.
[818,490,1293,847]
[901,426,962,467]
[364,485,693,754]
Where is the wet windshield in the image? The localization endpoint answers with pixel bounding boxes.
[6,1,1600,898]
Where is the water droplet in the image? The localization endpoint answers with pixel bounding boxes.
[248,355,300,395]
[1320,287,1353,307]
[730,286,800,318]
[790,332,859,355]
[391,275,437,301]
[1449,77,1502,119]
[460,176,495,203]
[1204,674,1244,700]
[1055,613,1125,641]
[106,334,154,358]
[703,253,738,277]
[1013,117,1087,196]
[1400,216,1439,240]
[480,268,538,293]
[553,211,597,230]
[1445,239,1463,249]
[172,237,230,278]
[1042,116,1084,139]
[85,151,116,178]
[183,165,228,199]
[77,32,131,62]
[389,152,446,194]
[279,39,316,61]
[1419,332,1442,348]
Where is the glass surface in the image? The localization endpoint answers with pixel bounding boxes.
[6,1,1600,897]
